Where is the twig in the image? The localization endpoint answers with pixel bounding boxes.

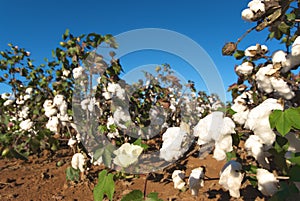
[143,173,150,198]
[236,26,257,46]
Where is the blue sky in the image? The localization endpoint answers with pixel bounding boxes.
[0,0,284,101]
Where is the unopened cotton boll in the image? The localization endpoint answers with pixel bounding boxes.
[241,8,254,22]
[256,168,279,196]
[172,170,186,190]
[20,119,33,131]
[236,61,254,75]
[188,167,205,196]
[219,160,243,198]
[160,127,188,162]
[71,153,85,172]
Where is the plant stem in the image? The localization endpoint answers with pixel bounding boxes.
[143,173,149,198]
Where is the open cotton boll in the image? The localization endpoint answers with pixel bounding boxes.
[72,66,84,79]
[245,135,270,168]
[20,119,33,131]
[3,99,14,106]
[113,106,131,129]
[53,94,65,107]
[188,167,205,196]
[80,99,90,110]
[1,93,11,99]
[68,137,77,147]
[245,98,283,145]
[213,135,233,161]
[241,8,254,22]
[160,127,188,162]
[46,116,59,133]
[270,77,295,100]
[219,160,243,198]
[244,45,258,57]
[292,36,300,57]
[272,50,287,64]
[113,143,143,168]
[255,64,274,93]
[71,153,85,172]
[248,0,265,13]
[256,168,279,196]
[236,61,254,75]
[172,170,186,190]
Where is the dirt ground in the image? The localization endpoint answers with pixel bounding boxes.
[0,146,267,201]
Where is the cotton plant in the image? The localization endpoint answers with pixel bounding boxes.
[193,111,236,161]
[256,168,279,196]
[219,160,244,198]
[241,0,265,22]
[71,152,86,172]
[188,167,205,196]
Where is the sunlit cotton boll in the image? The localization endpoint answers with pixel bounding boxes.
[1,93,11,99]
[25,87,33,95]
[241,8,254,22]
[71,153,85,172]
[68,137,77,147]
[272,50,287,64]
[193,111,235,145]
[188,167,205,196]
[53,94,65,107]
[235,61,254,75]
[113,106,131,130]
[255,64,274,94]
[219,160,243,198]
[172,170,186,190]
[245,98,283,145]
[231,92,253,125]
[72,66,84,79]
[248,0,265,13]
[213,134,233,161]
[113,143,143,168]
[80,99,90,110]
[4,99,14,106]
[20,119,33,131]
[160,127,188,162]
[244,45,258,57]
[256,168,279,196]
[43,100,57,118]
[270,77,295,100]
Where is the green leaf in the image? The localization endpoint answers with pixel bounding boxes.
[93,170,115,201]
[286,13,296,21]
[66,166,80,181]
[289,165,300,182]
[269,181,299,201]
[288,152,300,166]
[269,110,282,129]
[146,192,163,201]
[121,190,143,201]
[133,138,149,150]
[278,22,290,35]
[285,108,300,130]
[62,29,70,40]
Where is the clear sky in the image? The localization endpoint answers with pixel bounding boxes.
[0,0,283,101]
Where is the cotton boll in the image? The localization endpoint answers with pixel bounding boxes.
[219,160,243,198]
[160,127,188,162]
[71,153,85,172]
[113,106,131,129]
[261,45,268,54]
[255,64,274,93]
[68,137,77,147]
[244,45,258,57]
[81,99,90,110]
[256,168,279,196]
[245,135,270,168]
[292,36,300,57]
[113,143,143,168]
[241,8,254,22]
[236,61,254,75]
[72,66,84,79]
[46,116,59,133]
[1,93,11,99]
[25,87,33,95]
[188,167,205,196]
[20,119,33,131]
[281,54,300,73]
[172,170,186,190]
[3,99,14,106]
[248,0,265,13]
[270,77,295,100]
[272,50,287,64]
[53,94,65,107]
[213,135,233,161]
